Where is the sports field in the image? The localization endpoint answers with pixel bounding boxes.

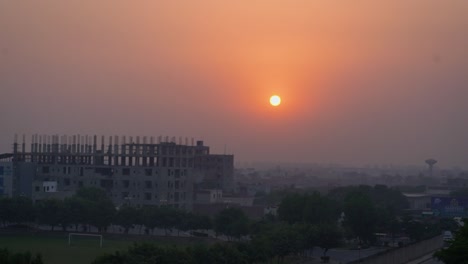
[0,232,212,264]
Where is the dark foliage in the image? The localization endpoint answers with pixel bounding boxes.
[434,221,468,264]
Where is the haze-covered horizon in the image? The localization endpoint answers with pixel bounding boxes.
[1,1,467,168]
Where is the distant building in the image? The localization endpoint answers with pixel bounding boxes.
[431,196,468,218]
[192,202,265,220]
[222,195,254,206]
[194,153,234,193]
[4,134,234,210]
[194,189,223,204]
[0,160,14,197]
[403,193,431,211]
[426,186,453,196]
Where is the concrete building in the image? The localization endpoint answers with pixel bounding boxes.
[0,159,14,197]
[403,193,431,211]
[194,153,234,193]
[4,134,234,210]
[194,189,223,204]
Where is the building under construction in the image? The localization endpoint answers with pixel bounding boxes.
[1,134,234,210]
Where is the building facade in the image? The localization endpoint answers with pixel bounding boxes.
[194,154,234,193]
[0,160,14,197]
[6,134,234,210]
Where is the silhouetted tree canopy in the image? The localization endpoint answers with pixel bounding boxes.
[214,207,250,240]
[278,192,340,225]
[35,199,62,231]
[343,190,377,244]
[0,248,43,264]
[434,221,468,264]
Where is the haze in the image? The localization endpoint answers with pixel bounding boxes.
[1,1,467,167]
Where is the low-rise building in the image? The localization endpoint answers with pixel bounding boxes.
[195,189,223,204]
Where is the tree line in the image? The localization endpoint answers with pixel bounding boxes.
[1,185,451,263]
[0,188,211,235]
[93,184,423,264]
[0,248,43,264]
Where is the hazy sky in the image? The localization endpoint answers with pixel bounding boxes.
[1,1,467,168]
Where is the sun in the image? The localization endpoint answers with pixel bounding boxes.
[269,95,281,106]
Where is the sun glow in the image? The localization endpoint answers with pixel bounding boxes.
[270,95,281,106]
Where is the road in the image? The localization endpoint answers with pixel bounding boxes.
[310,246,445,264]
[406,251,443,264]
[417,256,442,264]
[312,246,388,263]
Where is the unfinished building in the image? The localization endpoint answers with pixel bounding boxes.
[6,134,234,210]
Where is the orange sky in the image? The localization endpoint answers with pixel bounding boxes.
[1,1,468,167]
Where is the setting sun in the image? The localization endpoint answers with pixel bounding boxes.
[270,95,281,106]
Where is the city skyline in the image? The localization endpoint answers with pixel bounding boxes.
[1,1,468,168]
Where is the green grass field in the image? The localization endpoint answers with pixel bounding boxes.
[0,232,214,264]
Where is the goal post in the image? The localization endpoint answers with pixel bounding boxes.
[68,233,103,248]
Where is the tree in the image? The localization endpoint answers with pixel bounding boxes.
[93,243,248,264]
[278,192,340,226]
[277,193,305,224]
[193,214,212,231]
[157,206,181,236]
[434,221,468,264]
[141,206,160,235]
[317,224,342,258]
[93,243,165,264]
[247,235,273,263]
[263,223,303,263]
[61,197,86,231]
[214,207,250,240]
[371,185,409,212]
[181,213,212,234]
[89,197,115,232]
[329,185,409,239]
[35,199,62,231]
[74,187,116,232]
[302,192,340,225]
[93,243,195,264]
[208,243,248,264]
[9,197,35,225]
[0,198,13,226]
[402,217,426,242]
[114,206,139,234]
[343,190,377,244]
[294,223,318,257]
[0,248,44,264]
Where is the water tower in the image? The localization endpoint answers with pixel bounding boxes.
[425,159,437,177]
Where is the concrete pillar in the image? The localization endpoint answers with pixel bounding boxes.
[30,135,35,153]
[114,135,119,154]
[46,135,51,153]
[93,135,97,153]
[114,135,119,165]
[108,136,113,165]
[81,136,85,153]
[21,134,26,153]
[72,135,76,153]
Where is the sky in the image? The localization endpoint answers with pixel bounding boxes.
[1,1,467,168]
